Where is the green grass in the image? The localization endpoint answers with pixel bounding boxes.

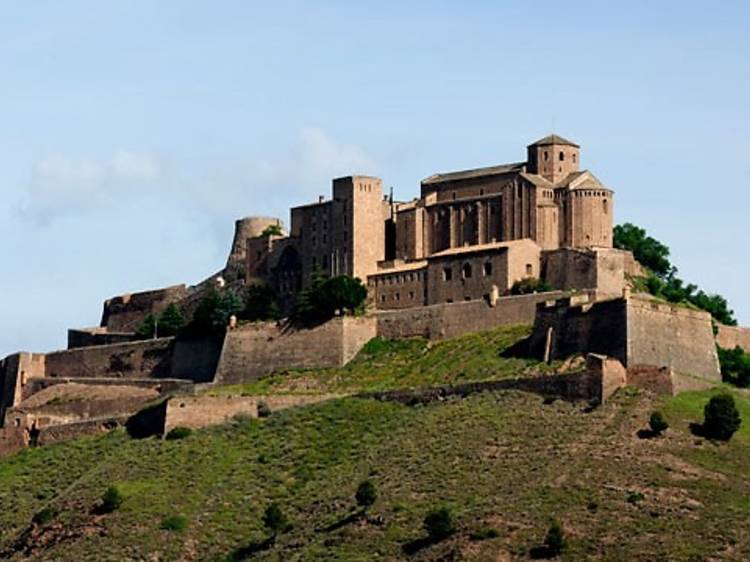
[0,387,749,560]
[207,324,551,396]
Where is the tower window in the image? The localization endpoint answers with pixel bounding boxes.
[483,262,492,276]
[603,199,609,214]
[443,267,453,281]
[526,264,533,276]
[572,153,577,163]
[462,263,472,279]
[559,151,565,161]
[543,151,549,161]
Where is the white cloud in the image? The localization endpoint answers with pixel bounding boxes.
[19,150,163,224]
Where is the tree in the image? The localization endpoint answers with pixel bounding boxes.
[649,411,669,435]
[261,224,283,237]
[703,393,742,441]
[613,223,673,278]
[242,283,280,322]
[423,507,455,541]
[543,520,566,556]
[135,314,159,339]
[355,480,377,511]
[262,502,288,537]
[293,274,367,326]
[100,485,124,514]
[184,288,244,337]
[614,223,737,325]
[158,304,185,336]
[718,346,750,387]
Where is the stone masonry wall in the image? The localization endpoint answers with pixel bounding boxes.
[715,324,750,351]
[100,285,188,332]
[163,394,337,434]
[45,338,174,379]
[376,291,566,341]
[627,296,721,381]
[214,317,377,384]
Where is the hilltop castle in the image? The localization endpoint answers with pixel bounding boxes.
[2,132,743,456]
[235,134,625,310]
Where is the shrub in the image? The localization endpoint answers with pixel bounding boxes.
[470,526,500,541]
[355,480,377,510]
[262,502,288,536]
[32,507,56,526]
[627,491,645,504]
[423,507,455,541]
[543,520,566,556]
[703,393,742,441]
[135,314,159,339]
[160,514,189,532]
[257,401,272,418]
[100,485,124,513]
[510,277,553,295]
[165,426,192,440]
[649,411,669,435]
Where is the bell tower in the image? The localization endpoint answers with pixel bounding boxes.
[526,134,580,183]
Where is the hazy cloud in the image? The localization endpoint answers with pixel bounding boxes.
[20,150,163,224]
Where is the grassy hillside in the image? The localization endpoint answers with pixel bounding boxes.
[0,385,749,560]
[208,324,553,396]
[0,325,748,561]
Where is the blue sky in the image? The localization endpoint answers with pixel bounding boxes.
[1,1,748,356]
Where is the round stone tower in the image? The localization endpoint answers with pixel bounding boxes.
[224,216,283,280]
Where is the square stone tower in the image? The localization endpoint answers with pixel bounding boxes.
[526,134,580,183]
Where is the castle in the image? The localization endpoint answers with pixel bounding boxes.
[1,133,746,456]
[236,134,626,310]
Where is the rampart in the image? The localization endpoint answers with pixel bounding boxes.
[67,327,137,349]
[541,247,627,298]
[715,324,750,351]
[529,294,720,382]
[626,296,720,382]
[214,317,377,384]
[376,291,566,340]
[100,284,188,332]
[163,394,337,434]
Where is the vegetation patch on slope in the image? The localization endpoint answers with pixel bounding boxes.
[207,324,552,396]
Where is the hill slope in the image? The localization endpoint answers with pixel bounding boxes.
[0,329,749,560]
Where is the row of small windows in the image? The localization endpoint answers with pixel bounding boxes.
[371,271,425,286]
[380,291,417,303]
[542,151,577,163]
[572,190,608,197]
[442,262,493,281]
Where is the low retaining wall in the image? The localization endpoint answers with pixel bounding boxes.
[376,291,566,341]
[716,324,750,352]
[163,394,338,434]
[214,317,377,384]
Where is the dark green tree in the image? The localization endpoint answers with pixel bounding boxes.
[135,314,159,339]
[242,283,281,322]
[703,393,742,441]
[100,485,124,514]
[262,502,288,538]
[423,507,455,541]
[718,346,750,387]
[293,274,367,326]
[261,224,283,237]
[355,480,377,511]
[613,223,673,278]
[649,411,669,435]
[158,304,185,336]
[543,520,566,556]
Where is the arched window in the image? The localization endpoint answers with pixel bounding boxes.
[462,263,472,279]
[559,151,565,161]
[572,153,577,163]
[603,199,609,214]
[543,151,549,161]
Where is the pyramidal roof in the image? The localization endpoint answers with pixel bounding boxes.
[528,134,580,148]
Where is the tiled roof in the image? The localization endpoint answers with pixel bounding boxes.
[421,162,525,185]
[528,134,580,148]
